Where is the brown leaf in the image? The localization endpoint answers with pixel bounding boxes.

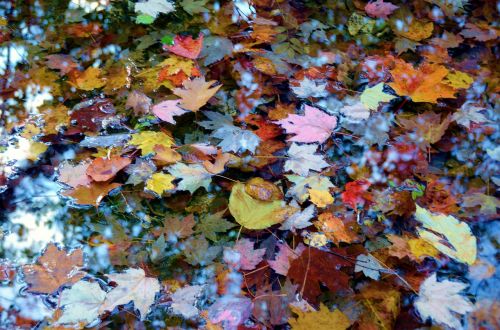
[288,247,352,304]
[22,243,86,294]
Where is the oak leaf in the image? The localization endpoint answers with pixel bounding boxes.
[173,77,222,112]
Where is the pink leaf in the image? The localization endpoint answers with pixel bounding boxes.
[365,0,398,19]
[268,243,305,276]
[224,238,265,271]
[275,105,337,143]
[152,100,188,124]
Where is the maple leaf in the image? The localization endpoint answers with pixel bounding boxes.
[315,213,356,244]
[159,214,195,242]
[22,243,86,294]
[291,78,328,98]
[275,105,337,143]
[173,77,222,112]
[182,235,221,266]
[128,131,174,155]
[289,303,351,330]
[125,158,157,185]
[134,0,175,19]
[229,182,294,230]
[415,273,474,328]
[286,174,335,203]
[284,143,329,176]
[308,189,334,208]
[86,156,131,182]
[198,111,261,153]
[389,60,456,103]
[195,211,236,241]
[45,54,78,75]
[268,242,305,276]
[365,0,398,19]
[99,268,160,320]
[152,99,188,124]
[145,172,175,196]
[57,280,106,325]
[68,67,106,91]
[288,247,352,303]
[200,36,233,65]
[224,238,265,270]
[360,83,396,110]
[341,179,372,209]
[280,204,315,232]
[414,205,477,265]
[452,103,490,129]
[340,100,371,122]
[168,163,212,193]
[399,112,451,149]
[164,34,203,59]
[170,285,204,319]
[58,161,92,188]
[125,90,152,115]
[62,182,122,207]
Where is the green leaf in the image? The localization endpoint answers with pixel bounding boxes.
[195,211,236,241]
[161,35,174,45]
[180,0,210,15]
[136,14,155,25]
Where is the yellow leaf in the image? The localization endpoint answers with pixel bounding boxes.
[414,205,477,265]
[27,141,48,161]
[408,238,440,261]
[128,131,174,155]
[303,232,328,247]
[146,173,175,196]
[397,20,433,41]
[69,67,106,91]
[228,182,294,230]
[444,71,474,89]
[289,304,351,330]
[308,189,334,208]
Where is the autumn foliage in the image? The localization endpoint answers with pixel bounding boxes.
[0,0,498,329]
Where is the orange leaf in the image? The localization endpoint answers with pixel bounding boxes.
[86,156,131,182]
[62,182,122,207]
[389,60,456,103]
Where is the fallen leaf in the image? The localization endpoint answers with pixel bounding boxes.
[173,77,222,112]
[289,303,351,330]
[86,156,131,182]
[308,189,334,208]
[145,172,175,196]
[414,205,477,265]
[415,273,474,328]
[62,182,122,207]
[22,243,86,294]
[164,34,203,59]
[128,131,174,155]
[229,182,293,230]
[168,163,212,193]
[365,0,398,19]
[152,99,188,124]
[360,83,396,110]
[224,238,266,270]
[284,143,329,176]
[275,105,337,143]
[99,268,160,320]
[57,281,106,325]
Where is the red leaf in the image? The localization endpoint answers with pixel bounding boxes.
[164,34,203,59]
